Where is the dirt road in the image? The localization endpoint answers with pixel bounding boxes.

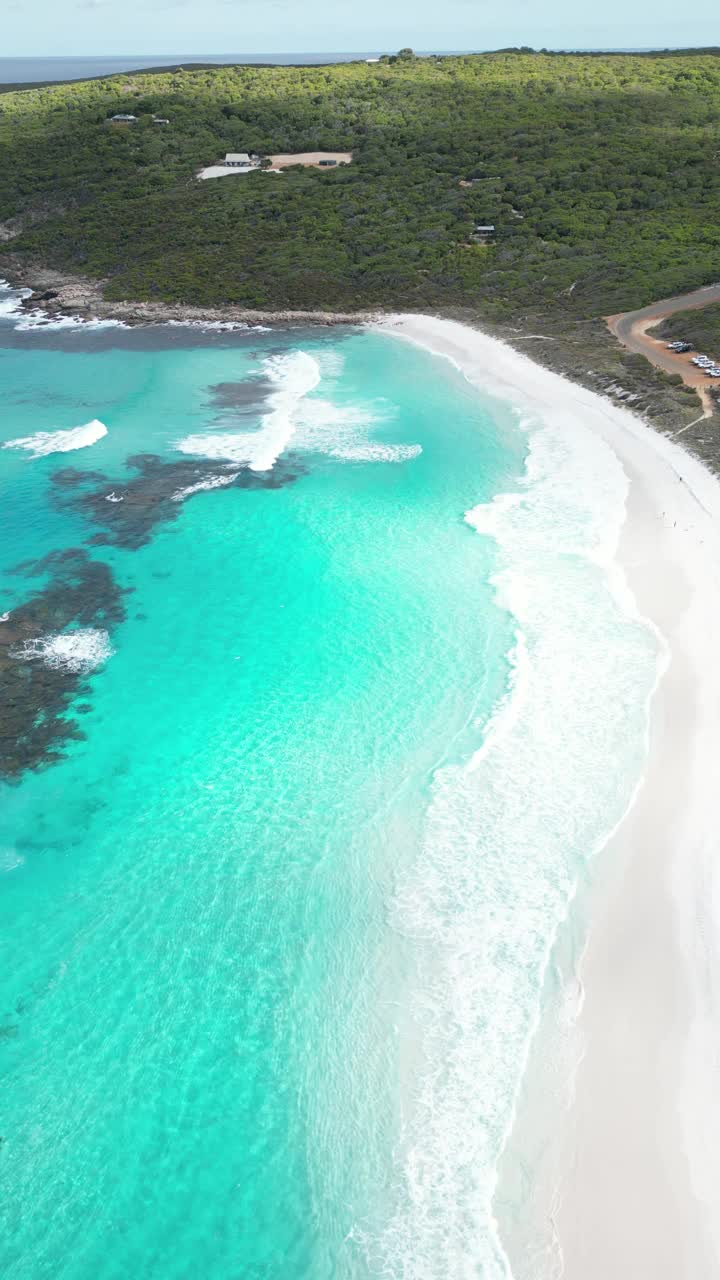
[607,283,720,418]
[268,152,352,169]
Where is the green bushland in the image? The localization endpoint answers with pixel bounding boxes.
[1,51,719,315]
[656,302,720,356]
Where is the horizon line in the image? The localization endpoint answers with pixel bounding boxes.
[2,45,715,59]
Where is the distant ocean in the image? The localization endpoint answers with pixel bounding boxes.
[0,282,660,1277]
[0,54,392,84]
[0,49,674,85]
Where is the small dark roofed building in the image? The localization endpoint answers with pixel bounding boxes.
[318,159,338,167]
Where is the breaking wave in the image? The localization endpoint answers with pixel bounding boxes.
[3,419,108,457]
[15,312,128,333]
[243,349,321,471]
[0,279,32,317]
[177,350,321,471]
[177,356,422,470]
[368,411,664,1279]
[175,434,261,466]
[0,295,25,321]
[0,278,127,331]
[171,472,240,501]
[166,319,272,333]
[0,279,273,334]
[12,628,114,674]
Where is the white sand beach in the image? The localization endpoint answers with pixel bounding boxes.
[380,315,720,1278]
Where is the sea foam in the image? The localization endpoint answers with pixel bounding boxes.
[293,397,422,463]
[176,352,422,471]
[0,279,32,320]
[13,628,114,673]
[369,411,663,1279]
[14,312,128,333]
[177,350,320,471]
[171,472,240,501]
[322,441,421,463]
[3,419,108,457]
[166,319,272,333]
[0,279,128,331]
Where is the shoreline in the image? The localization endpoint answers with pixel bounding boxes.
[545,399,720,1279]
[4,282,720,1269]
[2,262,715,454]
[379,315,720,1277]
[0,266,380,328]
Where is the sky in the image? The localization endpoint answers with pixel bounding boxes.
[3,0,718,58]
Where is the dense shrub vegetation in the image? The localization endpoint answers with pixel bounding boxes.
[1,52,719,316]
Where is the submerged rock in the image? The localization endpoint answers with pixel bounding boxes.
[0,549,127,780]
[52,452,303,549]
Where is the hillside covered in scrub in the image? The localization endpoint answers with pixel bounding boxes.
[1,50,719,317]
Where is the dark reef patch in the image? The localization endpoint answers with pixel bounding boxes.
[52,467,107,488]
[51,452,302,549]
[0,548,127,781]
[207,376,273,415]
[4,451,301,780]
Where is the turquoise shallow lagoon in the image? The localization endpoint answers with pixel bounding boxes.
[0,292,660,1278]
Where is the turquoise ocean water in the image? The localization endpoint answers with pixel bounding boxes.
[0,286,661,1279]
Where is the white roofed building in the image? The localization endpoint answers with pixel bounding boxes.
[198,152,261,180]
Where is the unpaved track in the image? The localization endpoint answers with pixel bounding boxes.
[608,283,720,418]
